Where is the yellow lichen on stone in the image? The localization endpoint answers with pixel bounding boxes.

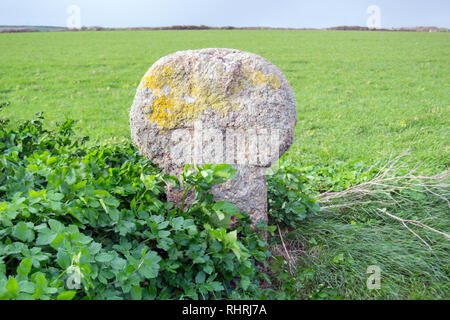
[148,95,172,127]
[251,71,282,90]
[140,62,281,130]
[140,63,243,130]
[140,65,174,93]
[267,73,282,89]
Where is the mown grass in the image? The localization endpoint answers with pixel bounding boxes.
[0,30,449,299]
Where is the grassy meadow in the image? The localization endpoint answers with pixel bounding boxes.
[0,30,449,299]
[0,30,449,169]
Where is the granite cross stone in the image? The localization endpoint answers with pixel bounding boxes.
[130,48,296,228]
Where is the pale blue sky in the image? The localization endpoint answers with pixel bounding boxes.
[0,0,449,28]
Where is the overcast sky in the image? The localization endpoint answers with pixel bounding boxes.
[1,0,449,29]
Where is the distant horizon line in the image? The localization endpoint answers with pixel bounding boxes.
[0,24,449,30]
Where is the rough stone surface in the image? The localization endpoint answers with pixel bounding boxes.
[130,48,296,227]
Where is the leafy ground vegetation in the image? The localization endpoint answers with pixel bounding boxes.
[0,116,321,299]
[0,30,449,299]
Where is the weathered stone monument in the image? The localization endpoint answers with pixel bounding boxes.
[130,48,296,228]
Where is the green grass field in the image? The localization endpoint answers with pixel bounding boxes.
[0,30,448,169]
[0,30,449,299]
